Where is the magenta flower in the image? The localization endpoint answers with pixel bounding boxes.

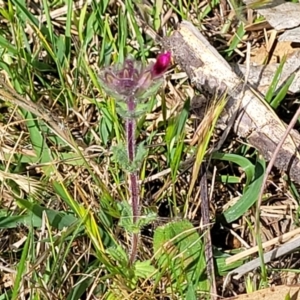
[98,52,171,103]
[152,52,171,78]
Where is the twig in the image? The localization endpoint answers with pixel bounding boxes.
[255,104,300,261]
[226,226,300,265]
[227,236,300,281]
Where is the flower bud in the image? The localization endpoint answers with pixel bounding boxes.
[151,52,171,78]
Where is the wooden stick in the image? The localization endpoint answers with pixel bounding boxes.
[162,21,300,184]
[226,226,300,264]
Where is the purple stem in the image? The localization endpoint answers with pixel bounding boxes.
[126,96,140,264]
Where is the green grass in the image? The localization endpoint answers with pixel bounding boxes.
[0,0,299,299]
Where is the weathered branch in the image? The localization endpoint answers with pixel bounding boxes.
[163,21,300,184]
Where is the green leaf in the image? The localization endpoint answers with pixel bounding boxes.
[16,199,78,230]
[41,0,54,42]
[117,7,127,63]
[125,0,145,53]
[98,104,114,145]
[225,23,245,57]
[0,212,42,228]
[166,98,189,170]
[134,260,157,279]
[135,142,149,170]
[22,110,56,177]
[270,73,295,109]
[111,143,130,170]
[137,208,157,228]
[284,291,291,300]
[219,175,241,184]
[212,152,255,187]
[11,0,39,27]
[106,245,129,267]
[214,248,244,276]
[153,0,163,31]
[0,35,18,54]
[186,284,197,300]
[223,155,265,223]
[153,220,207,292]
[199,0,219,20]
[265,55,287,103]
[118,202,137,233]
[11,226,32,300]
[118,202,156,233]
[112,142,148,172]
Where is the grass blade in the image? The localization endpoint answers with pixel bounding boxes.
[223,155,266,223]
[11,226,31,300]
[265,55,287,103]
[270,73,295,109]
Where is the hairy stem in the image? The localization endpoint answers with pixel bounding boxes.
[126,97,140,264]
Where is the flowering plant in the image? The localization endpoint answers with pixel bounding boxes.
[99,52,171,263]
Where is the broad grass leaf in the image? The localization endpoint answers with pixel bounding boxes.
[223,156,266,223]
[0,212,42,228]
[212,152,255,187]
[153,220,207,293]
[17,198,78,230]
